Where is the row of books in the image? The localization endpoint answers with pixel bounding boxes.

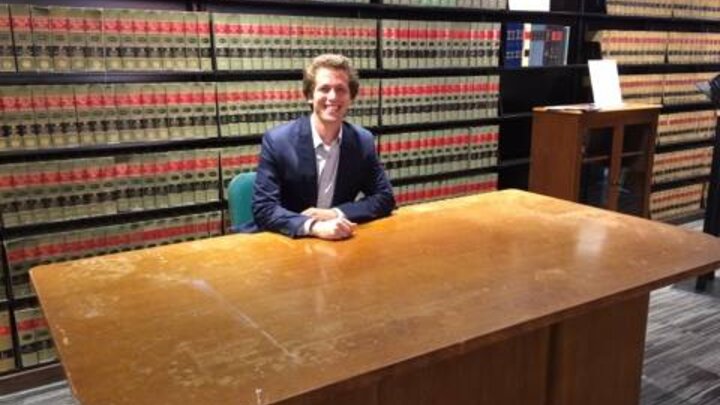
[0,76,501,152]
[504,23,570,68]
[213,14,377,70]
[384,0,508,8]
[0,83,218,151]
[4,211,223,300]
[652,146,713,184]
[393,172,498,206]
[381,76,499,126]
[650,182,706,221]
[216,80,380,137]
[378,126,498,180]
[656,110,717,146]
[0,150,220,228]
[14,305,54,368]
[2,5,212,73]
[605,0,720,20]
[620,72,719,106]
[0,3,568,74]
[0,311,13,373]
[381,20,501,69]
[589,30,720,65]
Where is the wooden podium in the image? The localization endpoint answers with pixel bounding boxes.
[530,104,661,217]
[31,191,720,405]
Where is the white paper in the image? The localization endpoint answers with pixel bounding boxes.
[589,59,623,108]
[508,0,550,11]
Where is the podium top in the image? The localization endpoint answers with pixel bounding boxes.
[534,103,662,114]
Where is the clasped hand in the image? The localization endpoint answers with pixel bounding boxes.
[302,207,356,240]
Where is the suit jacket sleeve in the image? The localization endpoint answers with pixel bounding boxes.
[335,127,395,222]
[252,132,309,237]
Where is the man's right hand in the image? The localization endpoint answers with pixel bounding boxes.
[310,218,357,240]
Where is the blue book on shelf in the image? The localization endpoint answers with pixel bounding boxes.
[504,22,523,68]
[529,24,546,67]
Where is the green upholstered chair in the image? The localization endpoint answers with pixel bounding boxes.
[227,171,256,229]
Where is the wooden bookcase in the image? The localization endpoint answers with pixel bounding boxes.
[529,104,660,217]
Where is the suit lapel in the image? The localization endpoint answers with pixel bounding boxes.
[297,115,318,204]
[334,122,358,205]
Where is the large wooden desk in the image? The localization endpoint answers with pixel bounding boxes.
[31,190,720,405]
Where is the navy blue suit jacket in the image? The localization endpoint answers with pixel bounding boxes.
[249,115,395,237]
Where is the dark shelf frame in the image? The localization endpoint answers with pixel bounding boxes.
[655,139,715,154]
[651,175,711,192]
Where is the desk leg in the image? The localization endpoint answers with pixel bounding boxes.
[547,293,650,405]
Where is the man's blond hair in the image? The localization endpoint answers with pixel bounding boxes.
[302,54,360,100]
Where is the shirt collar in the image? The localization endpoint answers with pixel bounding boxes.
[311,119,343,149]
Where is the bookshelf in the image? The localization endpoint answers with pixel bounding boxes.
[0,0,718,393]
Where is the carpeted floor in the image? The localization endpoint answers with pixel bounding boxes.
[1,276,718,405]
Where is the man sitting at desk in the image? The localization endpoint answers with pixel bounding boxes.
[251,54,395,240]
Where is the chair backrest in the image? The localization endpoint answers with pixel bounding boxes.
[228,171,256,228]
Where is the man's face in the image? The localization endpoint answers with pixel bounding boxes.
[311,67,352,125]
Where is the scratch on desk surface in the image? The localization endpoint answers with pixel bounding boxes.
[255,388,265,405]
[188,279,300,364]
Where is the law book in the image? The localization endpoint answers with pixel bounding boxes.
[206,149,221,202]
[182,151,197,205]
[74,84,94,145]
[178,84,195,139]
[166,152,184,207]
[188,82,205,139]
[146,10,164,70]
[196,12,212,71]
[83,8,104,71]
[138,84,156,141]
[14,307,36,347]
[170,11,187,71]
[0,311,14,372]
[216,83,230,136]
[183,12,199,71]
[132,9,150,71]
[1,87,24,150]
[66,7,85,70]
[249,14,267,70]
[0,5,14,72]
[112,84,131,143]
[96,84,117,144]
[49,7,72,72]
[159,12,175,70]
[128,154,146,211]
[145,10,166,71]
[103,8,122,71]
[117,9,134,70]
[128,84,145,142]
[10,4,34,71]
[29,7,52,71]
[381,19,398,69]
[221,13,239,71]
[227,83,242,137]
[0,164,15,227]
[164,84,182,140]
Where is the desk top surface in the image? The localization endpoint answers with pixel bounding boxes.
[31,190,720,405]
